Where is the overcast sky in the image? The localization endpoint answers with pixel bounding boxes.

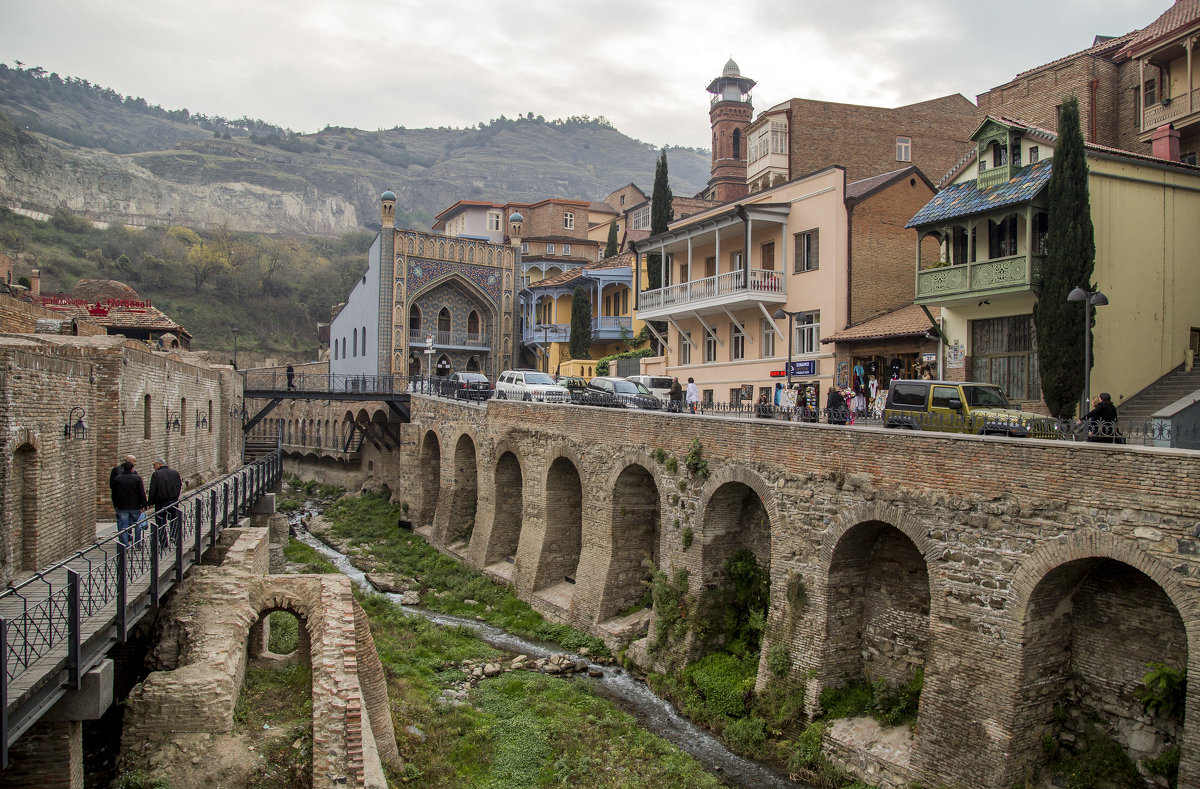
[0,0,1170,150]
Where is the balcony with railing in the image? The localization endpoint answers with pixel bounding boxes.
[915,254,1044,304]
[1142,88,1200,133]
[408,329,492,349]
[637,267,786,320]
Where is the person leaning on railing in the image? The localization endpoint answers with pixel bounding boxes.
[1083,392,1120,443]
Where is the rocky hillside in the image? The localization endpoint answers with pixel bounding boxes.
[0,64,711,236]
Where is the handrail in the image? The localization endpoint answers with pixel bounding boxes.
[0,450,282,765]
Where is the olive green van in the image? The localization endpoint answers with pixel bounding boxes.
[883,380,1059,438]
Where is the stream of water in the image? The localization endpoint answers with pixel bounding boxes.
[290,514,801,789]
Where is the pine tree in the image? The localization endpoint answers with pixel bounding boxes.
[569,285,592,360]
[1033,97,1095,418]
[605,220,618,258]
[646,149,673,290]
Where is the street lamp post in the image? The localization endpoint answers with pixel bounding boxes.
[538,324,551,372]
[232,327,240,370]
[424,335,435,394]
[773,309,799,389]
[1067,285,1109,416]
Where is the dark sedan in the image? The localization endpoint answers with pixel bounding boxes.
[446,371,492,401]
[586,377,662,410]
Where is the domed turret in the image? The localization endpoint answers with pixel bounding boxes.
[705,59,755,203]
[380,190,396,228]
[381,190,397,202]
[723,58,740,77]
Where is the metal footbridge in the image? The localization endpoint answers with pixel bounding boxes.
[0,451,282,765]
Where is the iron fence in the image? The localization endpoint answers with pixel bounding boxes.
[242,372,420,395]
[0,450,282,765]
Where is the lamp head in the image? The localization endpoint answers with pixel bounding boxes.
[1090,291,1109,307]
[1067,286,1087,303]
[772,309,788,320]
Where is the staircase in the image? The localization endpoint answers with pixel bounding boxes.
[1114,364,1200,424]
[243,435,280,463]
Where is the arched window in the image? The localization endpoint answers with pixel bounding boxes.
[409,305,421,333]
[438,308,451,333]
[208,400,213,433]
[333,340,338,361]
[341,337,346,359]
[144,394,152,439]
[467,310,480,335]
[181,397,187,435]
[733,128,742,160]
[352,328,358,358]
[361,326,367,356]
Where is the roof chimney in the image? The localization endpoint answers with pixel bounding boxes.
[30,268,40,297]
[1151,124,1181,162]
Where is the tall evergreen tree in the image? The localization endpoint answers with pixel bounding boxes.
[646,149,673,290]
[1033,97,1095,418]
[605,220,618,258]
[569,285,592,360]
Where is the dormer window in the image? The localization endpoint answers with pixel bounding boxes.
[992,143,1008,167]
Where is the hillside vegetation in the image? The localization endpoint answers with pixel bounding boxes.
[0,63,712,235]
[0,205,367,361]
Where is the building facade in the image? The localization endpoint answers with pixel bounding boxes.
[907,115,1200,413]
[329,192,520,382]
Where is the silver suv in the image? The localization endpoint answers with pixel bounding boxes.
[495,369,571,402]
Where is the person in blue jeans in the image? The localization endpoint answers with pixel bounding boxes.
[110,459,148,547]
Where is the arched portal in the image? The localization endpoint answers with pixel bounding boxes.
[534,457,583,599]
[436,354,451,376]
[1014,558,1188,774]
[824,521,930,691]
[447,434,478,547]
[697,482,772,654]
[418,431,441,527]
[599,464,660,621]
[14,444,37,571]
[485,452,523,567]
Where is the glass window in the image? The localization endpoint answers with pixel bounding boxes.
[770,120,788,154]
[1029,146,1039,163]
[680,330,692,365]
[891,383,927,407]
[732,324,745,360]
[520,241,529,254]
[896,136,912,162]
[970,315,1039,401]
[762,319,775,358]
[704,331,717,363]
[564,212,574,230]
[794,229,819,272]
[930,386,960,409]
[563,244,571,255]
[988,216,1018,258]
[631,205,651,230]
[795,311,820,354]
[760,241,774,270]
[488,212,501,231]
[546,243,556,255]
[704,256,716,278]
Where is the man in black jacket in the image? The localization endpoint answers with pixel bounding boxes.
[1083,392,1120,443]
[148,458,183,545]
[111,460,147,547]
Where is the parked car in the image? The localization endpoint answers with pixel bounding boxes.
[626,375,674,401]
[883,380,1059,438]
[553,375,589,394]
[445,371,491,401]
[587,376,662,410]
[495,369,571,402]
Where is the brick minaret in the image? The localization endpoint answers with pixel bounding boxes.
[706,59,755,202]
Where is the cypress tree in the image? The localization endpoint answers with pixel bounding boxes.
[646,149,673,290]
[569,285,592,360]
[605,220,618,258]
[1034,97,1095,418]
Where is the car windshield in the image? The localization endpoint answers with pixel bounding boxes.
[456,373,487,382]
[612,380,651,395]
[962,385,1011,408]
[524,372,556,385]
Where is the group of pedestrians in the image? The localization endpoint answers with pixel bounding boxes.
[667,377,701,413]
[109,455,182,548]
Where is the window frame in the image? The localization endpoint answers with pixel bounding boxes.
[794,229,819,273]
[679,330,692,365]
[761,318,776,358]
[896,136,912,162]
[794,311,820,355]
[732,323,745,360]
[704,331,717,363]
[487,211,501,232]
[564,212,574,230]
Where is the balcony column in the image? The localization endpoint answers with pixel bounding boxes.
[1189,37,1195,116]
[1139,57,1146,134]
[633,245,641,308]
[1025,204,1033,283]
[687,237,693,301]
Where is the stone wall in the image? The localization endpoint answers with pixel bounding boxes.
[0,293,104,335]
[403,396,1200,789]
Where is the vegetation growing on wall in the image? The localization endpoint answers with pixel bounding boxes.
[594,346,654,376]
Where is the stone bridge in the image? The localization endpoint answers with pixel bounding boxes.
[388,396,1200,789]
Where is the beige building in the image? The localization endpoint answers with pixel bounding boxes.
[907,115,1200,414]
[634,165,938,407]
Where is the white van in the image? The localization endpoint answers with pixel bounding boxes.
[626,375,674,401]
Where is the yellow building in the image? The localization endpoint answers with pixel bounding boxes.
[907,115,1200,416]
[521,252,643,377]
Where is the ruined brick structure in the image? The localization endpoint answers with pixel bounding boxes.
[275,396,1200,789]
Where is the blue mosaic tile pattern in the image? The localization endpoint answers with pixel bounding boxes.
[907,160,1052,228]
[406,258,502,307]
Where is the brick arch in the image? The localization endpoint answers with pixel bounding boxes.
[1006,531,1200,787]
[483,442,526,567]
[532,446,586,596]
[444,430,480,547]
[247,603,313,667]
[596,453,664,621]
[819,501,940,584]
[417,429,442,528]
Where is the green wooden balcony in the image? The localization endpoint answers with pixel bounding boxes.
[915,254,1044,304]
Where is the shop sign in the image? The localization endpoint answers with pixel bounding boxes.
[787,360,817,377]
[921,352,937,363]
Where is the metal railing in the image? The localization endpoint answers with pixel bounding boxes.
[407,330,492,348]
[639,267,785,312]
[243,372,419,396]
[0,451,282,765]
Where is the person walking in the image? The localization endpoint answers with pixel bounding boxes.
[685,377,700,414]
[148,458,183,548]
[286,364,296,390]
[110,454,135,494]
[1083,392,1119,443]
[826,385,847,425]
[111,459,147,547]
[668,377,683,413]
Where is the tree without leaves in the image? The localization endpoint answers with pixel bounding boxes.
[569,285,592,360]
[1033,96,1095,418]
[605,220,618,258]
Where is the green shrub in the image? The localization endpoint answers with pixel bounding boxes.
[1049,727,1142,789]
[818,670,922,728]
[681,527,694,550]
[683,651,757,718]
[664,455,678,473]
[684,439,709,479]
[767,643,790,679]
[649,566,690,652]
[1136,662,1187,721]
[788,720,825,772]
[724,715,767,756]
[1144,745,1180,788]
[267,610,300,654]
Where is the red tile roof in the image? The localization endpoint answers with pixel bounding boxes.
[1118,0,1200,59]
[823,304,940,344]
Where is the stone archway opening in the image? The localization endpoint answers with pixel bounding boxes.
[695,482,772,658]
[598,464,660,623]
[822,520,929,722]
[534,457,582,609]
[248,608,311,666]
[447,434,478,550]
[484,451,523,579]
[1014,558,1188,784]
[418,431,441,530]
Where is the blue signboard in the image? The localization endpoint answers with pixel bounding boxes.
[788,360,817,377]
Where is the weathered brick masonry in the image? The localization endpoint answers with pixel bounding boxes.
[367,396,1200,789]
